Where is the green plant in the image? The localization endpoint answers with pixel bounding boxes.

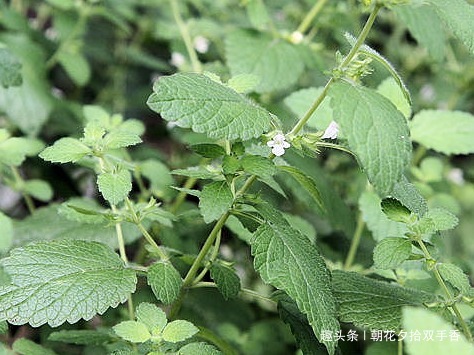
[1,0,474,354]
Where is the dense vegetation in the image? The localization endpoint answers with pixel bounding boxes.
[1,0,474,354]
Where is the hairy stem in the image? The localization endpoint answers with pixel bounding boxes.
[170,0,202,73]
[296,0,328,34]
[417,239,473,341]
[289,4,381,136]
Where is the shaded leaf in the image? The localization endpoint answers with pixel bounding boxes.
[199,181,234,223]
[333,270,435,331]
[210,263,241,300]
[410,110,474,155]
[226,30,304,93]
[373,238,412,269]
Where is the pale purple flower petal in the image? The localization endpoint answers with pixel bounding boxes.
[322,121,339,139]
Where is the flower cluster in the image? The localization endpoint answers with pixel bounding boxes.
[267,133,290,156]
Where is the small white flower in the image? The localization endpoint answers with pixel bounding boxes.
[267,133,290,156]
[321,121,339,139]
[170,52,186,67]
[193,36,210,54]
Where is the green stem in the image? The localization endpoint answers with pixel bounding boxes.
[111,205,128,264]
[170,177,197,214]
[192,229,221,285]
[125,198,168,260]
[296,0,328,34]
[182,211,231,287]
[339,4,381,69]
[289,4,380,137]
[10,166,35,214]
[170,0,202,73]
[417,239,473,342]
[344,214,365,270]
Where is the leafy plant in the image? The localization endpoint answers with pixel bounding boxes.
[1,0,474,354]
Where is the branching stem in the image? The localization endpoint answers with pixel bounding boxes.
[170,0,202,73]
[417,239,473,341]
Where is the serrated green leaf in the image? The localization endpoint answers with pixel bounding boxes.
[437,263,470,294]
[0,212,13,253]
[147,261,182,305]
[391,176,428,217]
[227,74,260,94]
[277,165,324,212]
[12,338,57,355]
[333,270,435,331]
[147,73,272,140]
[103,129,142,149]
[48,329,114,345]
[162,320,199,343]
[199,181,234,223]
[113,321,151,343]
[359,191,408,242]
[40,137,92,164]
[210,263,241,300]
[136,302,167,334]
[0,35,52,135]
[57,50,91,86]
[424,208,458,231]
[97,170,132,205]
[329,81,412,196]
[225,215,253,243]
[284,87,334,130]
[23,179,53,202]
[0,137,44,166]
[226,30,304,93]
[83,105,110,126]
[377,77,412,119]
[241,155,276,179]
[0,240,137,327]
[381,198,413,223]
[373,237,412,269]
[410,110,474,155]
[178,342,222,355]
[274,292,326,355]
[190,144,226,159]
[395,4,446,61]
[425,0,474,56]
[402,307,474,355]
[0,48,22,88]
[251,204,339,354]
